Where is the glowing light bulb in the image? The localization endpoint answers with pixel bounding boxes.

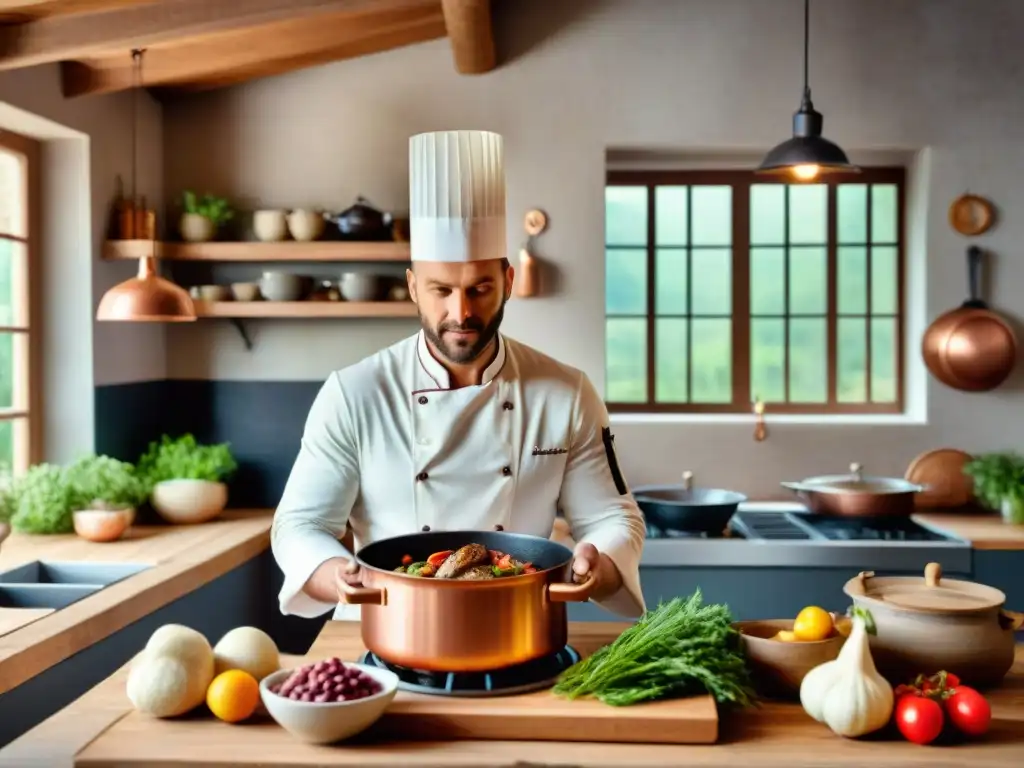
[792,164,820,180]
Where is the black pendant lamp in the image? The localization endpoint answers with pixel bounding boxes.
[757,0,858,180]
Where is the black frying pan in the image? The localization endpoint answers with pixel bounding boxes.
[633,472,747,535]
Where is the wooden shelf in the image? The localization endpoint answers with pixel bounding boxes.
[192,300,418,318]
[103,239,411,262]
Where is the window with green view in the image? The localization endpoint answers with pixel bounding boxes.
[604,168,904,414]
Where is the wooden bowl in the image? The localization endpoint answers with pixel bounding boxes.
[73,509,130,542]
[733,619,846,699]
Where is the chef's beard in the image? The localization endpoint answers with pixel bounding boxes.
[422,299,506,365]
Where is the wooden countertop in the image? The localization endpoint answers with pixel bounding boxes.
[912,513,1024,550]
[0,509,272,695]
[1,621,1021,768]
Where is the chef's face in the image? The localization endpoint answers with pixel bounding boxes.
[408,258,513,364]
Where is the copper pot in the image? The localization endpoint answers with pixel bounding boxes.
[921,246,1017,392]
[844,562,1024,688]
[339,530,596,672]
[781,462,926,517]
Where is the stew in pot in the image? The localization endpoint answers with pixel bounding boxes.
[395,543,538,579]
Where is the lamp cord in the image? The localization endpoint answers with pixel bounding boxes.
[800,0,812,108]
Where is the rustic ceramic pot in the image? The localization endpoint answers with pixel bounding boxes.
[179,212,216,242]
[843,562,1024,689]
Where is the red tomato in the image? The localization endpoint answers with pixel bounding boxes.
[943,672,961,688]
[945,686,991,737]
[895,695,945,745]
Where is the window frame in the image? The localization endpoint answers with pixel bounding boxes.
[0,127,42,477]
[604,167,906,415]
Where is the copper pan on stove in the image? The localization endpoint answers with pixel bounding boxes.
[781,462,927,518]
[922,246,1017,392]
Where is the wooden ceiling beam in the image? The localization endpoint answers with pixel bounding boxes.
[60,3,446,97]
[0,0,433,71]
[440,0,494,74]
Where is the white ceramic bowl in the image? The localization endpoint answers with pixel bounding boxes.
[150,479,227,524]
[259,664,398,745]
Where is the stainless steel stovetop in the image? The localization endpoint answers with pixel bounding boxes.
[639,503,971,571]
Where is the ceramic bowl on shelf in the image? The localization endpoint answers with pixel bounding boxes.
[198,284,232,302]
[260,663,398,745]
[259,271,305,302]
[733,618,847,698]
[339,272,380,302]
[253,209,288,242]
[287,209,325,242]
[231,282,261,301]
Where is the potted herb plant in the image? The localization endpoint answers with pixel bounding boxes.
[963,451,1024,525]
[65,454,148,541]
[137,434,238,525]
[179,190,234,242]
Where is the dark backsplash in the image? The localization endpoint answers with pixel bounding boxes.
[95,379,322,510]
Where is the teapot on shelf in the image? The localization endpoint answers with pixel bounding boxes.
[322,196,394,240]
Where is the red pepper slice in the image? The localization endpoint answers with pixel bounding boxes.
[401,554,413,566]
[426,550,453,568]
[488,549,504,566]
[496,554,513,571]
[522,565,537,574]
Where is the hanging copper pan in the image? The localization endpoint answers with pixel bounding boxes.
[921,246,1017,392]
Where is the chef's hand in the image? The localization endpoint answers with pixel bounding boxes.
[571,542,623,602]
[301,556,361,604]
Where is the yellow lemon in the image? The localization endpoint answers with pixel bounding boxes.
[792,606,834,641]
[773,629,798,642]
[206,669,260,723]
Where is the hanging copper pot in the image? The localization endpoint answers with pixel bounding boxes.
[921,246,1017,392]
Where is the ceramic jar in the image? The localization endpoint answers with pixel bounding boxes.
[843,562,1024,689]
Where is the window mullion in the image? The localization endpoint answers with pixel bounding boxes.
[732,181,751,409]
[826,182,838,405]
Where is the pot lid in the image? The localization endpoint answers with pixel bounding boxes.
[792,462,925,495]
[844,562,1006,613]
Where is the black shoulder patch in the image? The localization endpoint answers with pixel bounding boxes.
[601,426,628,495]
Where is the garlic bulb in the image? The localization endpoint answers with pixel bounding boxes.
[799,607,894,738]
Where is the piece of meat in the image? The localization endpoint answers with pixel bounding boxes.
[434,543,488,578]
[454,565,496,580]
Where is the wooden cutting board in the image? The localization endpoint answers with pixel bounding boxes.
[74,623,718,765]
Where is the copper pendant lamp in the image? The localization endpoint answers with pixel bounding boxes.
[96,49,195,322]
[756,0,858,180]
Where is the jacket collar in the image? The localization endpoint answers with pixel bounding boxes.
[415,329,507,391]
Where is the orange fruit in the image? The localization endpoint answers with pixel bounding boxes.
[792,606,834,641]
[206,669,260,723]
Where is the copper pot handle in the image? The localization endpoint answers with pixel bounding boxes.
[547,572,597,603]
[999,609,1024,631]
[337,578,387,606]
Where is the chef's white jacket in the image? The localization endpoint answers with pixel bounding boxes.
[271,330,646,621]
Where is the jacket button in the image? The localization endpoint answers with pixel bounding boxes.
[494,524,504,531]
[416,471,428,481]
[502,401,514,411]
[421,525,431,532]
[501,466,512,476]
[418,395,428,405]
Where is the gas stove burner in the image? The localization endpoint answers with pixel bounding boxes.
[359,645,580,697]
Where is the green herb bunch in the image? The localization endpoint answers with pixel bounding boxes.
[136,434,238,492]
[182,190,234,226]
[6,463,75,534]
[963,451,1024,523]
[64,454,147,510]
[552,590,756,707]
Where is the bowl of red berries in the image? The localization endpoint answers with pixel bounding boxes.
[260,657,398,744]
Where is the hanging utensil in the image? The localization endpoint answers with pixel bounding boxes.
[921,246,1017,392]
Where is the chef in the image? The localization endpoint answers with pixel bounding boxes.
[271,129,646,622]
